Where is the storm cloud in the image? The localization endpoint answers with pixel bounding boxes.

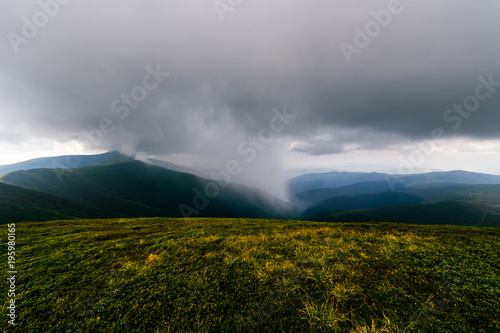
[1,0,500,161]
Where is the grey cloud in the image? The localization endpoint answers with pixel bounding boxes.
[0,0,499,159]
[290,127,408,155]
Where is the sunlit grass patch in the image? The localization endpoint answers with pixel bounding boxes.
[300,295,347,332]
[348,316,401,333]
[146,253,161,263]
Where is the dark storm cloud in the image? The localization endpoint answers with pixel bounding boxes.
[1,0,499,157]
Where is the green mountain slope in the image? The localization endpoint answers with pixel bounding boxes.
[0,161,293,221]
[0,182,110,223]
[300,192,424,219]
[401,184,500,203]
[300,184,500,227]
[312,200,500,227]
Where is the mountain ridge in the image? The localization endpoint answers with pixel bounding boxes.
[1,152,500,227]
[0,151,133,176]
[0,160,294,222]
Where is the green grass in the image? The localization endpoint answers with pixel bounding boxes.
[1,218,499,332]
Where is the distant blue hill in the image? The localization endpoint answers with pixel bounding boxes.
[288,170,500,227]
[287,171,389,196]
[394,170,500,187]
[0,151,132,176]
[287,170,500,200]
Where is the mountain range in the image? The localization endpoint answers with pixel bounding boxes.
[287,170,500,227]
[1,152,499,227]
[0,154,293,223]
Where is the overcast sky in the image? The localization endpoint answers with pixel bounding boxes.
[1,0,500,195]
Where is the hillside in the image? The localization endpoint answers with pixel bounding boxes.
[2,218,498,332]
[290,181,500,208]
[310,201,500,227]
[300,192,424,220]
[401,184,500,203]
[146,158,209,178]
[0,161,293,221]
[291,180,406,207]
[0,182,110,222]
[298,185,500,226]
[0,151,132,176]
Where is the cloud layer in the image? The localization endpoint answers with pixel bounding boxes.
[1,0,500,160]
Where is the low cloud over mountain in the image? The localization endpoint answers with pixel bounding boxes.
[1,1,500,194]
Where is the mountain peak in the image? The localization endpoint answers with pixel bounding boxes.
[0,151,133,176]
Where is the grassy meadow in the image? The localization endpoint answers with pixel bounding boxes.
[1,218,499,332]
